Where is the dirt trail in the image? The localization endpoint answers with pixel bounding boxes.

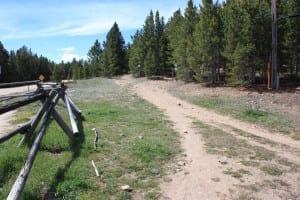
[115,75,300,200]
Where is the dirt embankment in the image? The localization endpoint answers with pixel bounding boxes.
[115,75,300,200]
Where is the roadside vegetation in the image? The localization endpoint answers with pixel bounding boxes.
[170,89,295,134]
[0,78,179,199]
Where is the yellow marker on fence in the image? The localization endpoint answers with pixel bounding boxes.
[38,74,45,81]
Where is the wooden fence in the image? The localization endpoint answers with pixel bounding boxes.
[0,80,82,200]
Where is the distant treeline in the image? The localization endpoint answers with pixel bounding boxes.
[0,0,299,86]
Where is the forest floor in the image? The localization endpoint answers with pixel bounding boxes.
[114,75,300,200]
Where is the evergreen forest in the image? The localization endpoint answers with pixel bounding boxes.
[0,0,299,87]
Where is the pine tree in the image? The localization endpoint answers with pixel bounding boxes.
[87,39,102,77]
[101,22,127,77]
[38,56,52,81]
[166,9,185,77]
[223,0,269,86]
[15,46,38,81]
[143,10,156,76]
[0,41,10,82]
[51,62,66,81]
[180,0,199,80]
[193,0,223,83]
[128,30,145,76]
[155,11,170,75]
[281,0,300,77]
[8,51,17,82]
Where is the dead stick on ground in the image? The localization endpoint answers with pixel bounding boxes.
[91,160,100,177]
[92,128,99,150]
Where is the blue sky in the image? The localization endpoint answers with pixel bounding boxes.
[0,0,222,63]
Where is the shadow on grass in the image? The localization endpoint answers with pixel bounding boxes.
[44,115,85,199]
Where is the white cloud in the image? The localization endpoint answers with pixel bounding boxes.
[58,47,86,62]
[0,1,187,40]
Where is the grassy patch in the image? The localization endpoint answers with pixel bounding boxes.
[238,109,269,122]
[223,168,252,179]
[240,160,260,167]
[192,121,299,178]
[238,193,256,200]
[192,97,226,110]
[0,78,179,199]
[230,127,278,146]
[192,121,276,161]
[292,131,300,140]
[171,90,294,134]
[260,165,284,176]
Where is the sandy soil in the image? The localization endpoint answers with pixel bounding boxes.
[114,75,300,200]
[0,85,37,134]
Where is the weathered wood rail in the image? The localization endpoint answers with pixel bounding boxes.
[0,80,82,200]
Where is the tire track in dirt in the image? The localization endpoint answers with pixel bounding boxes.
[114,75,300,199]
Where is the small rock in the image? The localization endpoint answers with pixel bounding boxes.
[219,160,228,165]
[138,135,143,139]
[120,134,125,137]
[218,157,228,165]
[211,177,221,182]
[150,168,160,175]
[184,130,188,134]
[163,177,172,182]
[178,161,185,166]
[121,185,132,192]
[175,168,182,172]
[178,103,181,106]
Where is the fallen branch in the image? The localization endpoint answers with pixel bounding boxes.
[92,128,99,150]
[91,160,100,177]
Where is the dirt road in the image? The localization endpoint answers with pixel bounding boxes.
[0,85,36,134]
[115,75,300,200]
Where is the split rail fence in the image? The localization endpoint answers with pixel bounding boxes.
[0,80,82,200]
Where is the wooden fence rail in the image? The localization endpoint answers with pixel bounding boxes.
[0,80,81,200]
